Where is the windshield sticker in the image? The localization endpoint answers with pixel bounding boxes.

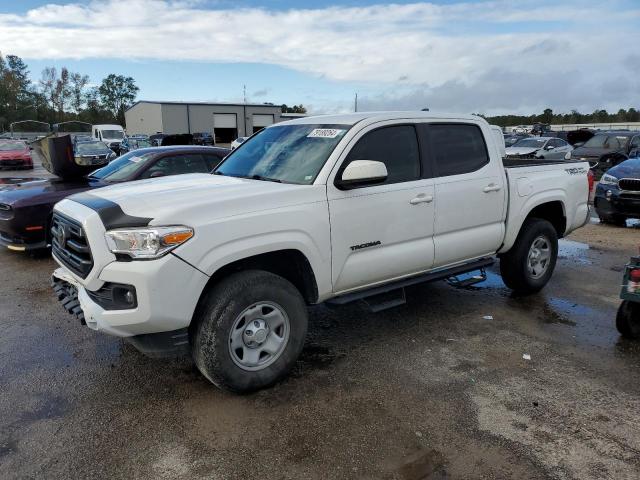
[307,128,345,139]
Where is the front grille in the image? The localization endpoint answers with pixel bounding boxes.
[619,178,640,192]
[51,213,93,278]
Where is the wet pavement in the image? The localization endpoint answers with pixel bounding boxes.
[1,167,640,478]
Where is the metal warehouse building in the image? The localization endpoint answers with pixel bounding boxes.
[124,101,286,144]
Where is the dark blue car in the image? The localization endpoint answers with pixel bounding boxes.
[594,156,640,225]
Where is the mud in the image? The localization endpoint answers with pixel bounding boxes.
[1,167,639,478]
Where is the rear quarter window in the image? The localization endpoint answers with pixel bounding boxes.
[427,124,489,177]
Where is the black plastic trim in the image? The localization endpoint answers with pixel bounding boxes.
[68,192,152,229]
[124,328,190,358]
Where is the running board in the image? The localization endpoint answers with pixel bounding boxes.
[446,268,487,288]
[327,257,495,307]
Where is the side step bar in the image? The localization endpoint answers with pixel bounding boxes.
[326,257,495,309]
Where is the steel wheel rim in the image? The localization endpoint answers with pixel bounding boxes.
[527,235,551,279]
[228,301,290,371]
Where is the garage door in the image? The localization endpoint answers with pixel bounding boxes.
[214,114,237,128]
[253,114,274,128]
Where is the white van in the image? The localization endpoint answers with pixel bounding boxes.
[92,124,125,151]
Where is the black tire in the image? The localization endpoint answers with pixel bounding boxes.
[499,218,558,294]
[616,301,640,339]
[191,270,308,393]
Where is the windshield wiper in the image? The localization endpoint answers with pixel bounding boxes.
[216,172,282,183]
[249,174,282,183]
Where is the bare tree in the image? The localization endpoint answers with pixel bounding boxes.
[69,72,90,113]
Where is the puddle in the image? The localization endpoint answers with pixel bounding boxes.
[558,239,590,265]
[18,395,67,424]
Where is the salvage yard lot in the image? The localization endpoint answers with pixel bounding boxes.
[1,168,640,479]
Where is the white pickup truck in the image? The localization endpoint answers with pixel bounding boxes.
[51,112,590,392]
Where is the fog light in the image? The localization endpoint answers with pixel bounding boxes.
[124,290,135,305]
[606,189,612,200]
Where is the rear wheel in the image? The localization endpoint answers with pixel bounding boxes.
[192,270,308,393]
[500,218,558,294]
[616,301,640,339]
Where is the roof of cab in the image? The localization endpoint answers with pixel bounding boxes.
[278,111,487,127]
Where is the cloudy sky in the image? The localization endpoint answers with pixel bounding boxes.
[1,0,639,115]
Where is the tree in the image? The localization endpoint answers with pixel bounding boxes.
[281,104,307,114]
[69,72,90,113]
[98,74,139,125]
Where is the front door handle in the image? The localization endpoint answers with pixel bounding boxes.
[483,184,502,193]
[410,194,433,205]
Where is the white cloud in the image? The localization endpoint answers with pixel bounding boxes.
[1,0,639,113]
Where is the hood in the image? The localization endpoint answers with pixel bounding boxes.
[505,146,540,155]
[0,176,101,206]
[71,173,321,224]
[0,149,30,158]
[570,146,618,158]
[606,158,640,179]
[33,134,106,179]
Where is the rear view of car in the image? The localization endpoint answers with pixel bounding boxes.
[0,140,33,170]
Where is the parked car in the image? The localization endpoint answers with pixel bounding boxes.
[568,131,640,178]
[74,140,117,166]
[0,146,229,252]
[50,111,590,393]
[193,132,215,146]
[505,136,572,160]
[594,157,640,226]
[120,137,153,154]
[616,252,640,339]
[149,134,166,147]
[0,140,33,169]
[530,123,551,136]
[231,136,248,149]
[503,133,530,147]
[92,124,125,154]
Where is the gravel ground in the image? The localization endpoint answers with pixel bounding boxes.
[1,161,639,479]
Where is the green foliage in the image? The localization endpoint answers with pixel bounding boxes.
[98,74,139,125]
[0,52,139,131]
[486,107,640,127]
[281,104,307,114]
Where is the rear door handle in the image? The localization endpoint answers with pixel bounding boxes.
[410,194,433,205]
[483,184,502,193]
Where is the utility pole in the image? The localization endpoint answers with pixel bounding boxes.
[354,93,358,112]
[243,85,247,104]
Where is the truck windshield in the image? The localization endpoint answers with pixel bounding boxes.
[101,130,124,139]
[88,151,156,181]
[214,124,350,184]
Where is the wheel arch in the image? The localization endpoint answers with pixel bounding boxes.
[500,197,567,253]
[195,248,320,310]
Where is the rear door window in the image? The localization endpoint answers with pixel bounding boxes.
[344,125,420,185]
[426,124,489,177]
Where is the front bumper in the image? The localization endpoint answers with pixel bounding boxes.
[52,252,209,338]
[0,157,32,169]
[594,185,640,217]
[0,212,48,251]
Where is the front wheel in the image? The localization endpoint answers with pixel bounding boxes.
[616,301,640,339]
[500,218,558,294]
[191,270,308,393]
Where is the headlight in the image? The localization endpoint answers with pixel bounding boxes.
[600,173,618,186]
[105,226,193,259]
[564,151,572,160]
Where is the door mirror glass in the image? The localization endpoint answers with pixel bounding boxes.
[339,160,388,188]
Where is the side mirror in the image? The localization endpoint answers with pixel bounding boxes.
[545,145,555,150]
[337,160,388,189]
[149,171,165,178]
